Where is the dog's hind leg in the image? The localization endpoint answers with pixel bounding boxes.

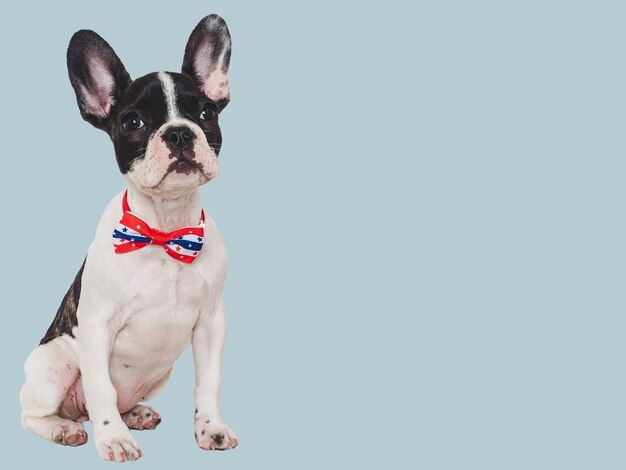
[121,367,171,430]
[20,338,88,446]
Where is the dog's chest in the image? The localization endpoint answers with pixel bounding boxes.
[109,252,209,367]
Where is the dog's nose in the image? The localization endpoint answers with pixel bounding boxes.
[164,126,195,149]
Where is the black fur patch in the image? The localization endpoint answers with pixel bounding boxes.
[108,74,168,173]
[40,258,86,345]
[212,433,224,446]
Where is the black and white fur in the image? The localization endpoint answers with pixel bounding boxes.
[20,15,237,462]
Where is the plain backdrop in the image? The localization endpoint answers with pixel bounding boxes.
[0,1,624,468]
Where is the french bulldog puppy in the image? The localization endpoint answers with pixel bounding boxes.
[19,14,238,462]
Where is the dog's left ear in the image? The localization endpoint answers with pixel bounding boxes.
[182,15,232,111]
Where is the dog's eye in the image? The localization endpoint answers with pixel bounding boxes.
[122,114,144,131]
[199,104,217,121]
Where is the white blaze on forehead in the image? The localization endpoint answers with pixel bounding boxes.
[158,72,180,120]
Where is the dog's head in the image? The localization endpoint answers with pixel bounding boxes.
[67,15,231,195]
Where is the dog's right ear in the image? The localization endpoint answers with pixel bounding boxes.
[67,30,131,130]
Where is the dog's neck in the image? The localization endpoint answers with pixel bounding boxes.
[125,182,203,232]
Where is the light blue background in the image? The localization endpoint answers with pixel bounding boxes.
[0,0,623,468]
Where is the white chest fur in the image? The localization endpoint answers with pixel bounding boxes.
[102,252,208,396]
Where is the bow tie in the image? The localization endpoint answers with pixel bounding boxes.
[112,190,205,264]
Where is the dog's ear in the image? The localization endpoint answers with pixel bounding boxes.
[67,30,131,130]
[182,15,232,112]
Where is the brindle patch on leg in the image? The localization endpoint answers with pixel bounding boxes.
[121,405,162,430]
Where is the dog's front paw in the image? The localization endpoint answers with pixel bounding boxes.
[94,422,142,462]
[194,418,238,451]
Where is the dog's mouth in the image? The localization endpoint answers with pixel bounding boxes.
[166,148,201,173]
[168,158,202,175]
[146,157,211,190]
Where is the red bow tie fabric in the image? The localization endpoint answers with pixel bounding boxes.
[112,190,205,264]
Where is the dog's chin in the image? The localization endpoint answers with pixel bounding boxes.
[149,172,207,193]
[136,168,214,196]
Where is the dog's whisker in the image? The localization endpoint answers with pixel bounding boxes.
[129,147,147,156]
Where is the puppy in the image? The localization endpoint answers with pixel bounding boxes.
[19,15,237,462]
